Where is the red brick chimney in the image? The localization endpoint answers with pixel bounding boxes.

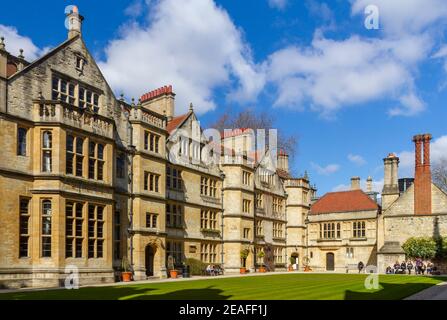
[413,134,432,215]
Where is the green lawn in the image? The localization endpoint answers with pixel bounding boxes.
[1,274,445,300]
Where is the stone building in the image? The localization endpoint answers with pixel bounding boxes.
[377,134,447,272]
[307,179,380,272]
[0,8,315,288]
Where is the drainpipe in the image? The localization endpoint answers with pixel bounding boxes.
[127,103,137,274]
[220,171,225,273]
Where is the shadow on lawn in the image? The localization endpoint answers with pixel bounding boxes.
[344,280,439,300]
[2,285,232,300]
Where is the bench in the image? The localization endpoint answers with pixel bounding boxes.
[346,264,361,273]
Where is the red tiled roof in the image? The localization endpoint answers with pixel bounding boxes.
[310,190,378,214]
[167,113,190,133]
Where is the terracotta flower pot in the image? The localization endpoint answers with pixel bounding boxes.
[122,272,132,282]
[240,267,247,274]
[259,267,266,273]
[170,270,178,278]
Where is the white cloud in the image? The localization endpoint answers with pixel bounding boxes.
[266,34,422,117]
[0,25,48,61]
[268,0,288,10]
[266,0,447,117]
[351,0,447,36]
[348,153,366,166]
[311,162,340,175]
[99,0,265,115]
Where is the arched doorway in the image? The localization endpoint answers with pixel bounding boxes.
[326,252,335,271]
[291,252,299,270]
[145,245,155,277]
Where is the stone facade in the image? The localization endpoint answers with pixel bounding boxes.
[0,10,315,288]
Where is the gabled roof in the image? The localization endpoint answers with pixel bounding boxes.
[310,190,379,214]
[167,112,191,133]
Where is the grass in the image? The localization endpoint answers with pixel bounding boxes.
[1,273,446,300]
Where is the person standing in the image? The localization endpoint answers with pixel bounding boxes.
[407,261,414,275]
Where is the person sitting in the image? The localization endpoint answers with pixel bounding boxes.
[205,264,213,276]
[400,261,407,274]
[386,266,393,274]
[407,261,414,275]
[393,262,401,274]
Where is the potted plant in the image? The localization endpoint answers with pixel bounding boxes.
[303,256,312,272]
[121,256,133,282]
[257,250,266,272]
[288,256,295,271]
[167,255,178,278]
[240,249,249,273]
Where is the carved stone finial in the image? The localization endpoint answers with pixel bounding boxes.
[120,94,124,102]
[18,48,24,59]
[189,102,193,111]
[131,98,135,106]
[0,37,5,51]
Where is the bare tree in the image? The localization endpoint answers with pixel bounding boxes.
[209,107,298,160]
[433,158,447,192]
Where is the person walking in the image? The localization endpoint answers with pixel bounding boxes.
[421,263,426,275]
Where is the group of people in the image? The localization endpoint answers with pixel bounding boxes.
[385,259,438,275]
[205,264,223,276]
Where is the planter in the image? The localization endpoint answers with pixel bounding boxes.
[170,270,178,278]
[240,267,247,274]
[121,272,132,282]
[304,266,312,272]
[258,267,266,273]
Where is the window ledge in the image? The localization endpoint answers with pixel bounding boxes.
[317,238,342,242]
[349,237,367,241]
[200,229,221,234]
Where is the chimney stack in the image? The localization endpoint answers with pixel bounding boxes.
[277,149,289,173]
[413,134,432,215]
[366,176,373,193]
[351,176,361,190]
[140,85,175,120]
[382,153,400,209]
[66,6,84,39]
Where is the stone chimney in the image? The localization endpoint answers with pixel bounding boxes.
[413,134,432,215]
[277,149,289,173]
[0,37,7,113]
[366,176,373,193]
[66,5,84,39]
[140,85,175,121]
[382,153,400,209]
[0,37,7,79]
[351,176,361,190]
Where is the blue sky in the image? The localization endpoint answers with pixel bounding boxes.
[1,0,447,195]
